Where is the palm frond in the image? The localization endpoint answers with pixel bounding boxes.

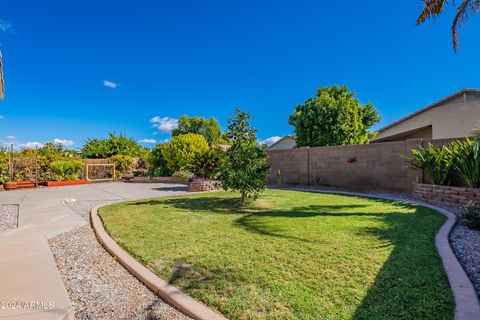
[417,0,480,51]
[417,0,450,25]
[452,0,476,51]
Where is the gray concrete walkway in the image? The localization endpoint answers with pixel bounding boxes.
[0,182,188,320]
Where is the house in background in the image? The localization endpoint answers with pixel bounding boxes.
[266,135,296,151]
[372,88,480,142]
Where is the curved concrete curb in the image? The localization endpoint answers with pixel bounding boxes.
[287,188,480,320]
[90,204,226,320]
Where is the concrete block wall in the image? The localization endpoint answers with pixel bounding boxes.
[266,138,457,193]
[267,148,309,185]
[308,141,409,192]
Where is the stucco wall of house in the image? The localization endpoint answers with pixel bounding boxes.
[373,93,480,142]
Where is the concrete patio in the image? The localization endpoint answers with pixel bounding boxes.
[0,182,188,320]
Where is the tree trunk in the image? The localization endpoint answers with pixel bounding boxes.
[240,192,246,205]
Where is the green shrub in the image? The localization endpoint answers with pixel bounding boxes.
[133,169,148,177]
[172,115,223,145]
[188,148,224,178]
[49,160,84,181]
[82,133,144,158]
[172,170,194,179]
[109,154,135,176]
[8,143,81,182]
[407,143,456,185]
[81,138,112,158]
[148,144,171,176]
[464,205,480,229]
[162,133,209,172]
[0,149,9,183]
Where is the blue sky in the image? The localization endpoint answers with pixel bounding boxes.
[0,1,479,149]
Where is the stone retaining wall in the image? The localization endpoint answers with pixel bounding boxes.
[412,182,480,207]
[188,179,222,192]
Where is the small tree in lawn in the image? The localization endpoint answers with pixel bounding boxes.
[220,108,270,205]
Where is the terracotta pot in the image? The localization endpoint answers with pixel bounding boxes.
[3,181,37,190]
[3,182,16,190]
[16,181,37,188]
[46,180,87,187]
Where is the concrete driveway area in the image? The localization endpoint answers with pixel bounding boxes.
[0,182,188,320]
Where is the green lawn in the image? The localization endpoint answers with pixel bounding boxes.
[99,190,454,320]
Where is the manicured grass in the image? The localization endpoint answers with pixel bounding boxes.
[99,190,454,320]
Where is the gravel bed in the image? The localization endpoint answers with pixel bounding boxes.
[49,201,191,320]
[0,204,19,231]
[66,200,116,222]
[450,219,480,297]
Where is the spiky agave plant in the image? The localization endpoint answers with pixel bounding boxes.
[417,0,480,51]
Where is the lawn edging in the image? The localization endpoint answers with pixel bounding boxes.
[287,187,480,320]
[90,204,226,320]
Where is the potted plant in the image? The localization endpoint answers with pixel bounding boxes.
[3,181,16,190]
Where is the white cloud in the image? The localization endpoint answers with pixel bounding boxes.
[150,116,179,133]
[1,136,43,150]
[1,137,44,150]
[103,80,118,89]
[259,136,282,146]
[0,136,74,150]
[21,142,44,149]
[53,138,74,147]
[139,138,157,144]
[2,135,16,143]
[1,136,17,149]
[0,19,14,33]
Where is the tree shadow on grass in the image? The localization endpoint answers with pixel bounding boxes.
[127,197,371,215]
[351,209,454,320]
[126,196,246,213]
[233,204,381,242]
